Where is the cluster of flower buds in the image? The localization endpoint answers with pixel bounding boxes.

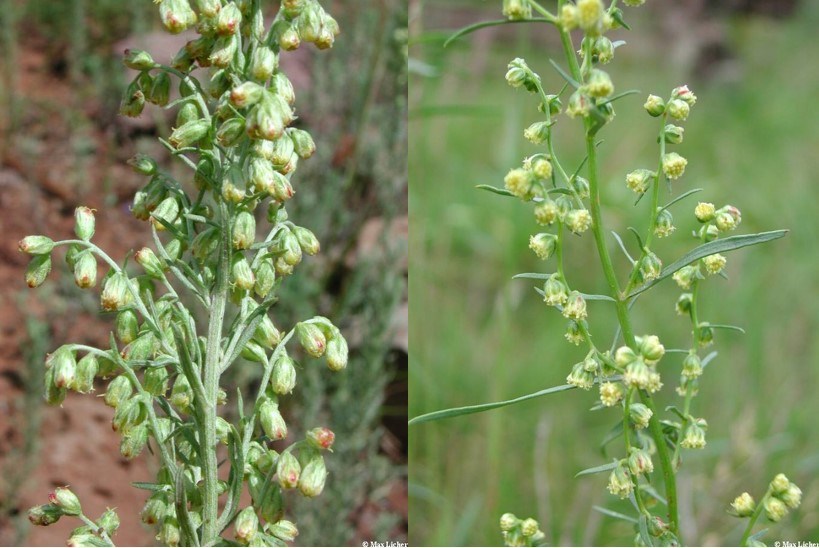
[731,474,802,526]
[29,488,120,545]
[614,335,665,393]
[499,513,545,547]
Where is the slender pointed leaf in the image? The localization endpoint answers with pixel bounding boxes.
[444,18,554,47]
[131,481,167,492]
[580,293,616,302]
[575,460,618,478]
[599,89,640,107]
[703,323,746,334]
[638,514,654,546]
[512,272,553,280]
[475,184,514,197]
[629,230,788,297]
[548,59,580,89]
[661,188,703,211]
[627,226,644,250]
[593,506,638,524]
[640,483,668,506]
[701,351,718,368]
[409,383,579,426]
[612,231,636,265]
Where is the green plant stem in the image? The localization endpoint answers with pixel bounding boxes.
[200,202,230,545]
[78,512,114,546]
[740,489,772,546]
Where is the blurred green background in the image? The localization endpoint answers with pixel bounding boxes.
[409,1,819,545]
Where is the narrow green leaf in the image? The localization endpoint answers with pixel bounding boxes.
[512,272,553,280]
[548,59,580,89]
[593,506,638,524]
[640,483,668,506]
[547,187,575,196]
[575,460,619,477]
[131,481,167,492]
[579,293,616,302]
[665,406,687,422]
[444,18,554,47]
[409,383,579,426]
[475,184,514,197]
[599,89,640,107]
[661,188,703,211]
[638,515,654,547]
[703,323,746,334]
[612,231,636,265]
[701,351,718,368]
[627,226,644,250]
[629,230,789,297]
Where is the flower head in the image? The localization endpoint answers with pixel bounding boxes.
[662,152,688,179]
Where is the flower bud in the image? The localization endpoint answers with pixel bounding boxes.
[562,291,587,321]
[607,462,634,499]
[306,427,335,451]
[25,254,51,288]
[584,69,614,98]
[671,85,697,106]
[216,1,242,34]
[694,202,716,223]
[147,72,171,106]
[28,504,64,526]
[663,124,685,145]
[140,493,167,525]
[698,325,714,347]
[246,93,292,141]
[676,293,693,315]
[135,248,165,281]
[104,375,133,408]
[703,254,726,275]
[260,399,287,440]
[170,374,193,412]
[19,235,54,255]
[715,205,742,232]
[232,211,256,250]
[566,209,592,234]
[628,448,654,475]
[523,121,550,144]
[781,483,802,509]
[771,473,790,494]
[672,265,700,290]
[298,454,327,497]
[500,513,518,531]
[543,274,569,306]
[253,260,276,299]
[72,354,98,394]
[122,48,154,70]
[681,422,706,449]
[250,46,277,82]
[52,348,77,390]
[296,322,327,357]
[230,81,264,109]
[292,226,320,256]
[520,517,539,538]
[577,0,604,34]
[231,254,256,291]
[662,152,688,180]
[272,72,296,106]
[120,423,149,459]
[289,128,316,159]
[504,167,535,200]
[629,403,653,429]
[120,87,146,118]
[159,0,197,33]
[101,273,133,311]
[144,366,170,396]
[160,515,181,547]
[112,395,146,433]
[534,199,559,226]
[169,118,210,149]
[326,334,348,371]
[666,99,690,121]
[625,169,654,194]
[73,252,97,288]
[599,381,624,407]
[644,94,665,116]
[529,157,552,181]
[502,0,531,20]
[216,117,245,147]
[96,508,120,537]
[234,507,258,544]
[682,353,702,379]
[562,320,582,346]
[252,316,281,349]
[731,492,755,517]
[764,496,787,522]
[505,58,532,90]
[49,487,81,516]
[566,360,595,390]
[638,334,665,363]
[115,310,139,345]
[277,451,301,489]
[268,520,298,543]
[566,90,591,118]
[559,4,578,29]
[528,233,557,260]
[271,355,297,394]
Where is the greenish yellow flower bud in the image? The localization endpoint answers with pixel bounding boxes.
[628,448,654,475]
[170,374,193,412]
[577,0,604,33]
[112,394,146,433]
[672,265,700,290]
[44,367,66,405]
[607,462,634,499]
[614,345,637,368]
[120,423,148,459]
[97,508,120,537]
[101,273,133,311]
[144,366,169,396]
[216,1,242,34]
[682,353,702,379]
[252,316,281,349]
[49,487,81,516]
[159,0,197,33]
[643,94,665,116]
[272,71,296,105]
[623,356,650,387]
[51,348,77,390]
[115,310,139,345]
[528,233,557,260]
[781,483,802,509]
[520,517,539,537]
[672,85,697,106]
[176,102,199,128]
[291,226,319,256]
[208,34,238,68]
[567,90,591,118]
[543,274,569,306]
[268,520,298,543]
[563,291,587,321]
[232,211,256,250]
[25,254,51,288]
[731,492,755,517]
[566,209,592,234]
[764,496,787,522]
[306,427,335,451]
[120,87,146,118]
[504,167,536,200]
[771,473,790,494]
[500,513,518,531]
[662,152,688,179]
[28,504,63,526]
[534,199,558,226]
[505,58,533,90]
[72,354,98,394]
[599,381,624,407]
[653,207,675,238]
[289,128,316,159]
[594,36,614,63]
[559,4,578,29]
[502,0,531,20]
[260,399,287,440]
[567,360,595,390]
[135,247,164,279]
[160,515,181,547]
[626,169,654,194]
[326,334,348,371]
[234,507,258,544]
[703,253,726,275]
[215,117,245,147]
[277,451,301,489]
[584,69,614,98]
[570,176,590,200]
[73,252,97,288]
[296,321,327,357]
[252,260,276,299]
[230,81,264,109]
[637,334,665,363]
[19,235,54,255]
[169,119,210,149]
[194,0,221,17]
[629,403,653,429]
[523,121,550,144]
[246,93,292,141]
[715,205,742,232]
[666,99,690,121]
[694,202,716,223]
[681,422,706,449]
[663,124,685,145]
[104,376,132,408]
[151,197,181,233]
[698,324,714,347]
[298,454,327,497]
[231,254,256,291]
[271,355,297,394]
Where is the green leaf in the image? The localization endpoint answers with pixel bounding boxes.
[701,351,718,368]
[639,483,667,506]
[592,505,638,524]
[638,514,654,546]
[629,230,789,298]
[665,405,687,422]
[612,231,636,265]
[575,460,619,477]
[409,383,578,426]
[627,227,644,250]
[548,59,581,89]
[703,323,746,334]
[598,89,640,107]
[580,293,616,302]
[512,272,553,280]
[475,184,514,197]
[444,18,555,47]
[547,187,575,196]
[131,481,167,492]
[661,188,703,211]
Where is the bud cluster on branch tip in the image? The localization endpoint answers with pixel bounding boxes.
[680,418,707,449]
[614,336,664,393]
[499,513,544,547]
[607,461,634,499]
[740,474,804,523]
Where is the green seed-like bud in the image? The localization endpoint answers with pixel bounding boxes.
[28,504,64,526]
[326,334,348,372]
[233,211,256,250]
[607,462,634,499]
[715,205,742,232]
[644,94,665,116]
[563,291,587,321]
[681,422,706,449]
[260,400,287,440]
[140,493,167,525]
[216,1,242,34]
[663,124,685,145]
[654,208,675,238]
[122,49,155,70]
[666,99,690,121]
[523,121,550,144]
[231,81,265,109]
[73,251,97,288]
[731,492,755,517]
[672,85,697,105]
[250,46,277,81]
[662,152,688,180]
[246,93,292,141]
[112,395,146,433]
[97,508,120,537]
[49,487,81,516]
[214,416,231,445]
[296,322,327,357]
[19,235,54,255]
[25,254,51,288]
[115,310,139,344]
[150,196,180,231]
[638,334,665,363]
[104,376,132,408]
[72,354,98,394]
[277,451,301,489]
[160,0,197,34]
[271,355,297,394]
[288,128,316,159]
[249,156,275,193]
[676,293,693,315]
[253,316,282,349]
[176,102,199,128]
[628,447,654,475]
[270,172,295,202]
[234,507,258,544]
[160,515,181,547]
[764,496,787,522]
[698,325,714,347]
[306,427,335,451]
[169,119,210,149]
[144,366,170,396]
[241,340,267,363]
[216,117,245,146]
[528,233,557,260]
[148,72,171,106]
[500,513,518,532]
[682,353,703,379]
[120,87,146,118]
[254,260,276,298]
[625,169,654,194]
[629,403,653,429]
[672,265,700,290]
[120,423,149,459]
[231,254,255,291]
[594,36,614,63]
[521,518,540,537]
[51,348,77,390]
[268,520,298,543]
[566,360,595,390]
[584,68,614,98]
[272,72,296,105]
[298,454,327,497]
[170,374,194,413]
[542,274,569,306]
[505,58,530,89]
[101,273,132,311]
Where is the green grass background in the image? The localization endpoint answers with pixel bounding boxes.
[409,2,819,545]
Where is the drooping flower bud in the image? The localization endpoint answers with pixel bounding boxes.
[559,4,578,30]
[18,235,55,255]
[500,513,518,531]
[250,46,277,82]
[676,293,693,316]
[169,119,210,149]
[296,322,327,357]
[306,427,335,451]
[523,121,550,145]
[671,85,697,106]
[147,72,171,106]
[666,99,690,121]
[170,374,194,413]
[562,291,587,321]
[277,451,301,489]
[703,253,726,275]
[625,169,654,194]
[52,348,77,390]
[150,197,181,232]
[577,0,604,34]
[25,255,51,288]
[628,448,654,475]
[97,508,120,537]
[144,366,170,396]
[140,493,168,525]
[233,211,256,250]
[654,207,675,238]
[566,209,592,234]
[234,507,258,544]
[643,94,665,117]
[599,382,624,407]
[123,49,155,70]
[268,520,298,543]
[781,483,802,509]
[672,265,700,290]
[607,462,634,499]
[101,273,133,311]
[629,403,653,429]
[72,354,98,394]
[682,353,703,379]
[73,252,97,288]
[715,205,742,232]
[260,399,287,440]
[112,395,146,433]
[542,274,569,306]
[528,233,557,260]
[48,487,81,516]
[731,492,756,517]
[681,421,707,449]
[638,334,665,363]
[231,254,256,291]
[231,81,265,109]
[764,496,787,522]
[28,504,64,526]
[298,454,327,497]
[663,124,685,145]
[115,310,139,345]
[120,423,149,459]
[120,87,146,118]
[289,128,316,159]
[662,152,688,180]
[135,247,164,279]
[566,360,595,390]
[584,69,614,98]
[326,334,348,372]
[502,0,531,20]
[216,1,242,35]
[160,515,181,547]
[104,375,133,408]
[566,90,591,118]
[271,355,297,394]
[159,0,197,34]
